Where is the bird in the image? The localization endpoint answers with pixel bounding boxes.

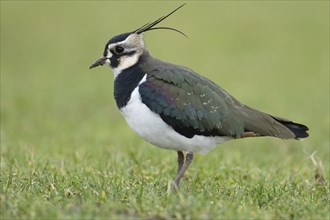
[90,4,309,190]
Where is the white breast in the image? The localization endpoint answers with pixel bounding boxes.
[120,83,232,154]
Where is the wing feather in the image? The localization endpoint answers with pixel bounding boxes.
[139,64,243,138]
[137,57,308,139]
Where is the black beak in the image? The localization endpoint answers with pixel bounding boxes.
[89,57,107,69]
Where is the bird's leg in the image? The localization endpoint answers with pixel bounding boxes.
[177,151,184,175]
[172,152,194,191]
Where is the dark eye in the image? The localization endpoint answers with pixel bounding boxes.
[115,46,124,54]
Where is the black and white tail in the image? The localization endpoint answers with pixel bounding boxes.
[271,116,309,139]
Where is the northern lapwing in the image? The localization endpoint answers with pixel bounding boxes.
[90,4,309,190]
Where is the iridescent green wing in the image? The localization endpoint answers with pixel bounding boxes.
[139,64,244,138]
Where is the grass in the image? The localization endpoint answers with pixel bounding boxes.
[1,1,329,219]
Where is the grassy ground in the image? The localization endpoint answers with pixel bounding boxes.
[1,1,329,219]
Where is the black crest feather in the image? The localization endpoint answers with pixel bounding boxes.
[133,4,187,38]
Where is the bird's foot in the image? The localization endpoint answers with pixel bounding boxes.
[170,151,194,192]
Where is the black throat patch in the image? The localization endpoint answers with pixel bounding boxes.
[114,65,146,109]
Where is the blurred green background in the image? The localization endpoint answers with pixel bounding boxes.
[1,1,329,219]
[2,1,328,162]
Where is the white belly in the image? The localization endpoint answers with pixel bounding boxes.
[120,86,232,154]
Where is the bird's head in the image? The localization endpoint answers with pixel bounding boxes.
[90,4,187,76]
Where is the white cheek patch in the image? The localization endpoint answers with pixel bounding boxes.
[113,53,140,78]
[120,53,139,69]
